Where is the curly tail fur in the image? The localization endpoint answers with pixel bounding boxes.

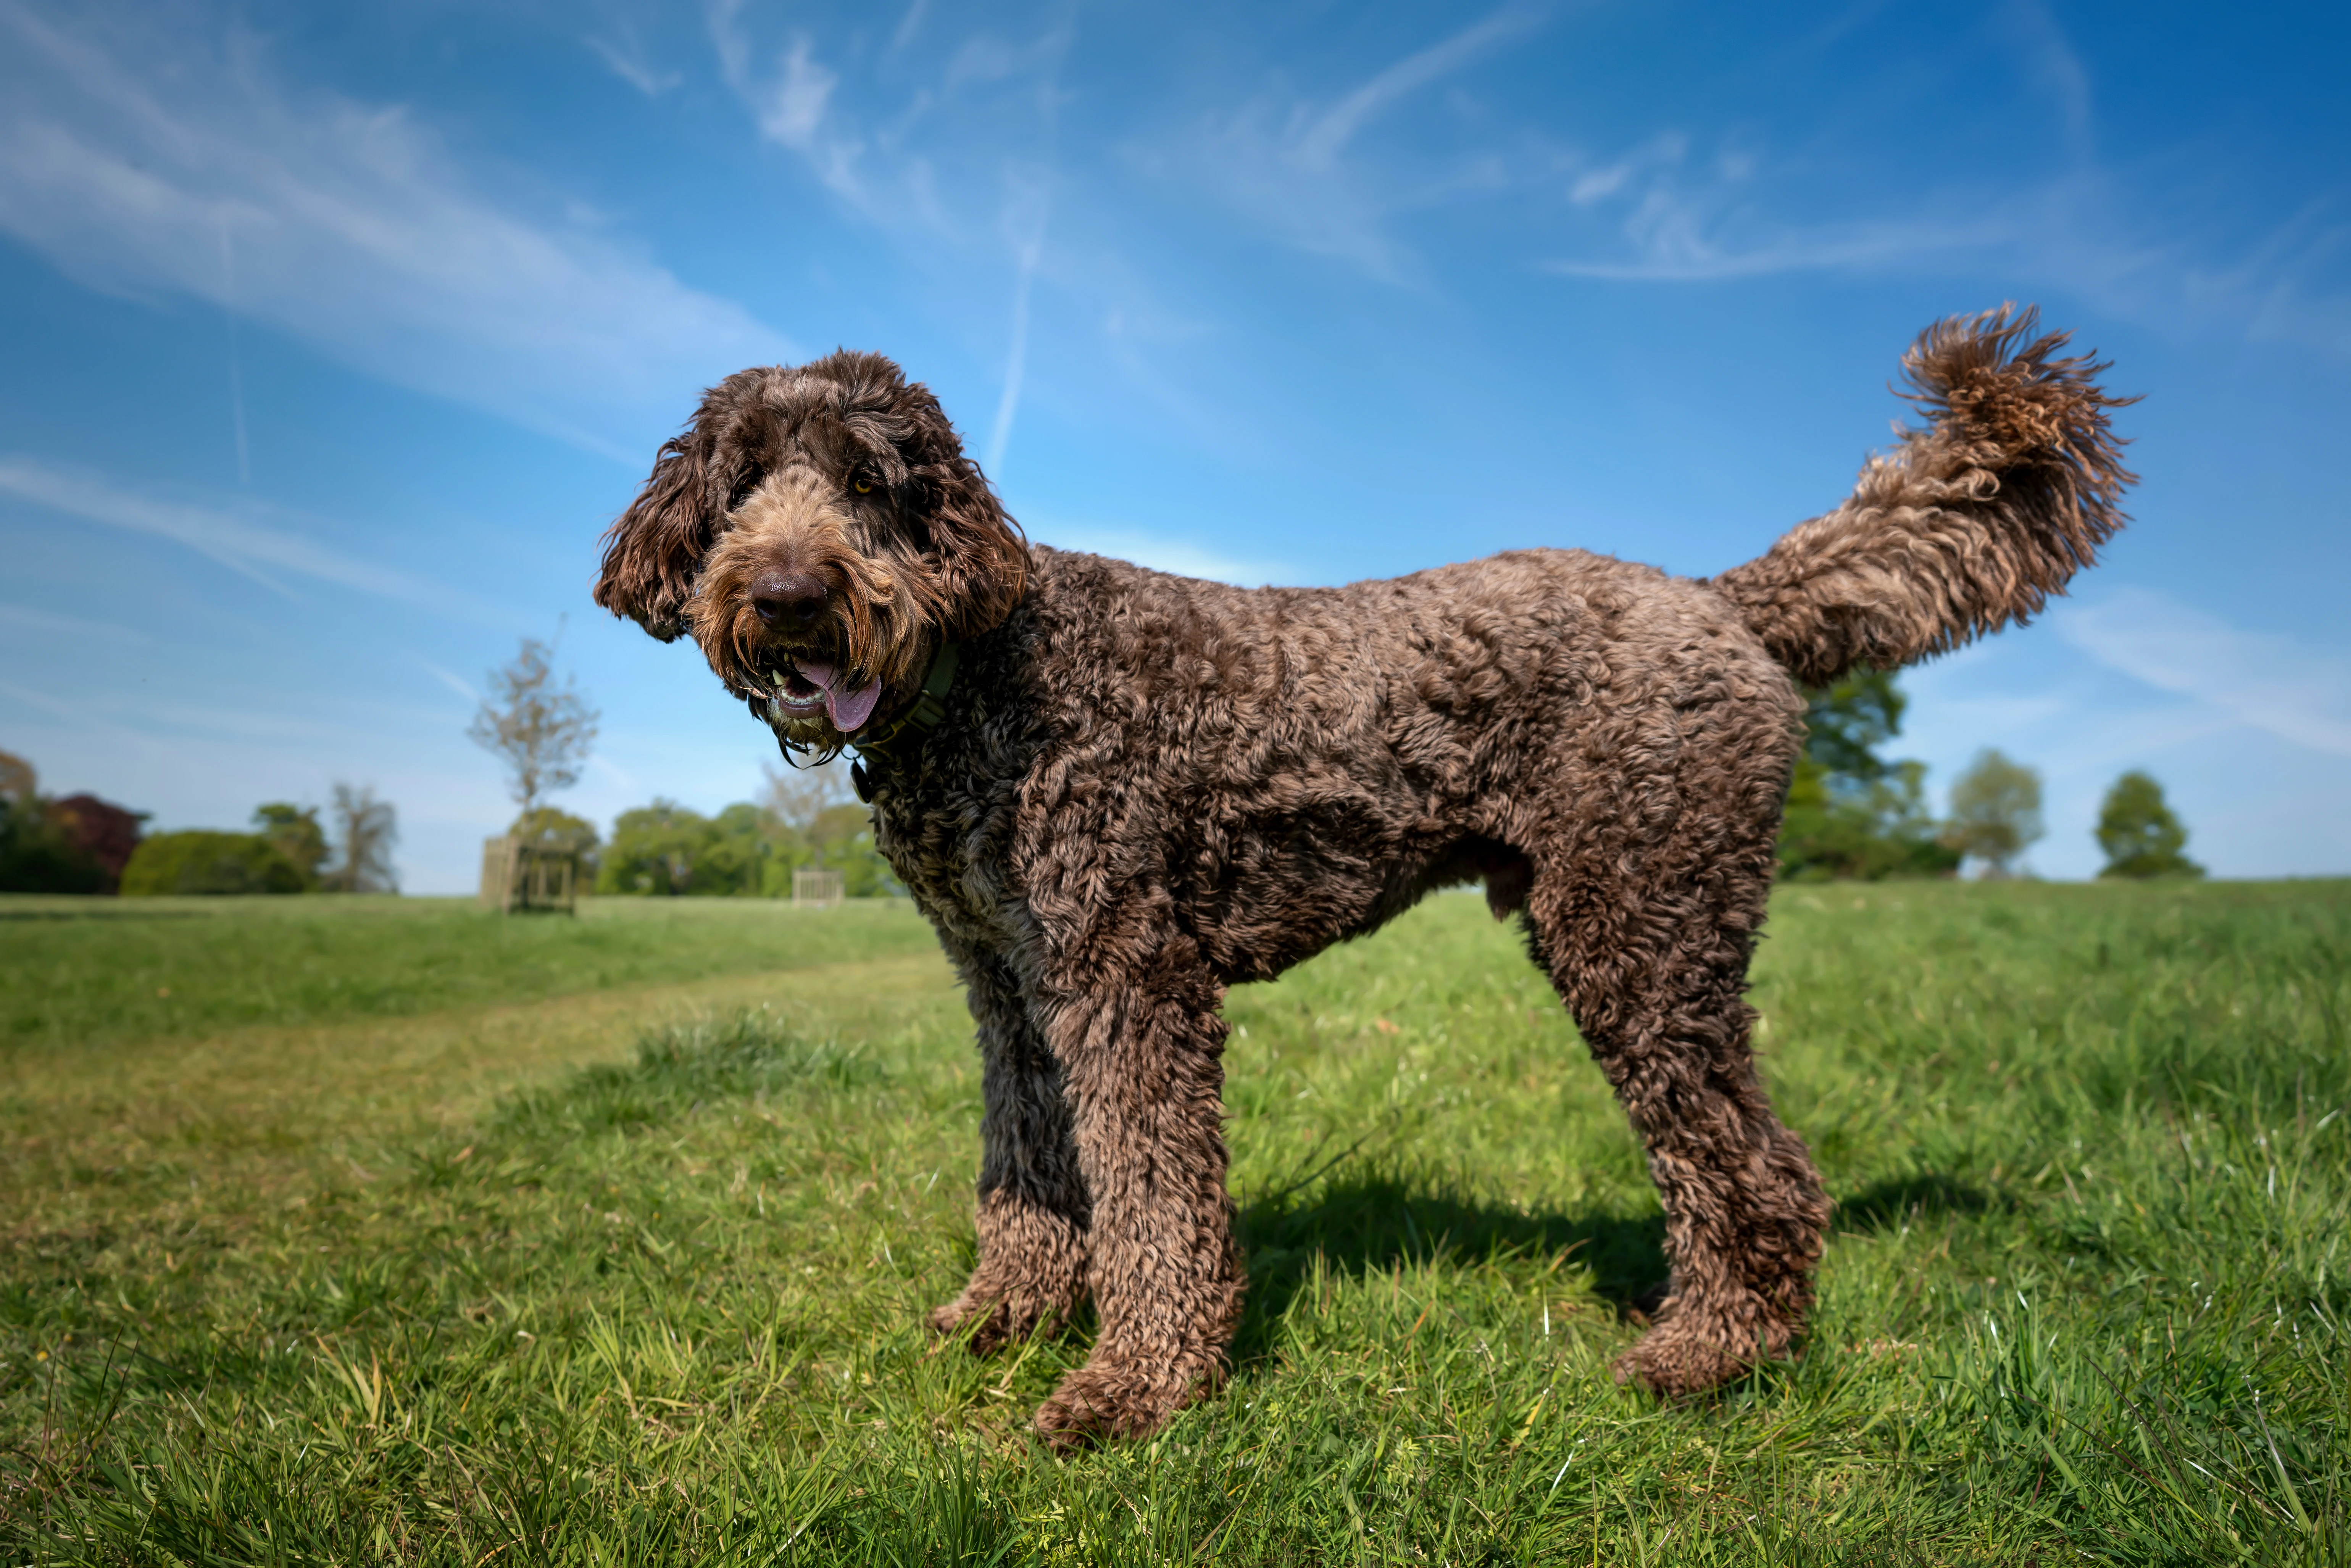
[1711,306,2137,688]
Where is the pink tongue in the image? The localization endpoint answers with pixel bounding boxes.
[795,661,885,733]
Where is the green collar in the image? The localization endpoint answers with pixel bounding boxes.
[852,640,959,754]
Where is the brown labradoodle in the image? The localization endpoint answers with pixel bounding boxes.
[593,306,2132,1446]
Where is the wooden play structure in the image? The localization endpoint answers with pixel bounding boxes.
[478,835,581,914]
[791,867,845,909]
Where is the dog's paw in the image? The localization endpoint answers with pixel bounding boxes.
[1610,1318,1764,1398]
[927,1293,1019,1355]
[1032,1354,1216,1452]
[930,1283,1080,1357]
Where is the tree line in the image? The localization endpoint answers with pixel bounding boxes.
[1779,670,2202,881]
[468,634,896,899]
[0,749,398,895]
[508,766,897,899]
[3,650,2206,901]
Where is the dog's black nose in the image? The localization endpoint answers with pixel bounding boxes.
[751,570,828,627]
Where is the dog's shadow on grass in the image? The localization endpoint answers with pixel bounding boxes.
[1227,1168,1994,1365]
[1833,1173,1992,1232]
[1229,1173,1670,1365]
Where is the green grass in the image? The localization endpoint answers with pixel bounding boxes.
[3,882,2346,1563]
[0,895,940,1047]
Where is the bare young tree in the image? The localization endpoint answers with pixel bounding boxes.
[468,637,600,817]
[760,756,855,837]
[326,783,399,893]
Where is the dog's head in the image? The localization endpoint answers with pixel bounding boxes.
[593,351,1028,749]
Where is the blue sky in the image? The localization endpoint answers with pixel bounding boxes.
[2,0,2346,893]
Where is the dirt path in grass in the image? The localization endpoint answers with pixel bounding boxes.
[2,951,965,1238]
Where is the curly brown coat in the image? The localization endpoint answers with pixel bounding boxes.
[593,306,2133,1446]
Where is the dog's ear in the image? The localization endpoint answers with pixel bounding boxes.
[593,398,730,642]
[907,399,1029,640]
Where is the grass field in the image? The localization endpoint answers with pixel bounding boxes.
[3,882,2346,1564]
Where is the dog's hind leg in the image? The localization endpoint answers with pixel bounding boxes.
[928,948,1091,1354]
[1520,774,1830,1395]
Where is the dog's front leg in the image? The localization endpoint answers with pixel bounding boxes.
[929,948,1091,1354]
[1029,949,1245,1447]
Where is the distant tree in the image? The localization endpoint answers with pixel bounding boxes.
[121,832,305,896]
[252,803,329,890]
[324,784,399,893]
[597,782,900,899]
[762,758,855,839]
[1778,670,1961,881]
[512,804,601,865]
[2096,771,2204,879]
[812,803,899,896]
[0,751,111,894]
[599,799,711,895]
[52,795,146,892]
[703,803,778,894]
[468,637,600,816]
[1943,749,2044,878]
[760,760,899,895]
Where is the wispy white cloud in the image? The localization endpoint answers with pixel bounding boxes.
[706,7,1082,472]
[709,5,1076,242]
[2000,0,2094,164]
[710,5,877,214]
[1535,76,2351,359]
[409,654,481,706]
[1138,7,1545,283]
[0,1,790,456]
[1298,8,1542,169]
[0,601,147,643]
[1543,124,2033,284]
[0,457,508,624]
[585,31,680,97]
[1029,520,1298,587]
[2058,587,2351,758]
[890,0,932,55]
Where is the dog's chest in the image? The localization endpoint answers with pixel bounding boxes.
[865,739,1034,952]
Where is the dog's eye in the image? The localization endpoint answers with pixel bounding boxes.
[853,476,874,495]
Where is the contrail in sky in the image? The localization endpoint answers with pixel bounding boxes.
[985,203,1049,479]
[220,212,251,487]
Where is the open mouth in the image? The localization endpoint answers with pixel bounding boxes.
[765,657,884,733]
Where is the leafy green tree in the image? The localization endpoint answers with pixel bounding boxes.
[813,803,899,896]
[701,803,777,894]
[50,794,146,892]
[1943,749,2043,878]
[599,784,901,899]
[751,761,895,896]
[1777,670,1961,880]
[2095,771,2204,879]
[252,803,329,889]
[598,800,782,898]
[120,832,305,895]
[511,805,601,880]
[600,799,714,895]
[0,750,108,894]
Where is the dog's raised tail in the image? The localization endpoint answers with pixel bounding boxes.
[1710,306,2136,688]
